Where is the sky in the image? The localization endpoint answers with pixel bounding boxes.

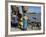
[19,6,23,14]
[28,6,41,13]
[19,6,41,13]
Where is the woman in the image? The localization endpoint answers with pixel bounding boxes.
[11,6,22,28]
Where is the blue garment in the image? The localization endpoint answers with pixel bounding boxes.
[23,20,27,29]
[23,13,27,30]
